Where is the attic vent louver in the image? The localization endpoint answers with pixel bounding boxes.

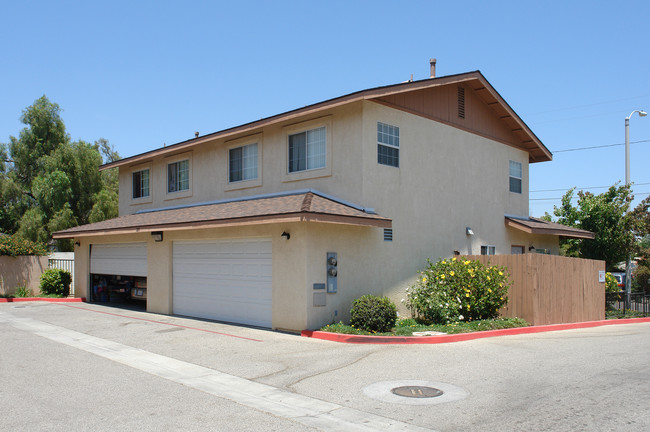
[384,228,393,242]
[457,86,465,119]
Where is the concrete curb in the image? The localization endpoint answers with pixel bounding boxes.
[301,317,650,344]
[0,297,86,303]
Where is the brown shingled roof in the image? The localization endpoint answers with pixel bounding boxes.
[505,216,595,239]
[52,192,391,239]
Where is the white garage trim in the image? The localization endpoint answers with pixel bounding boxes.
[172,238,272,328]
[90,243,148,277]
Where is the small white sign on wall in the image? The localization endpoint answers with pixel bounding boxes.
[598,270,606,283]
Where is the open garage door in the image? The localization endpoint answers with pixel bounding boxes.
[91,243,147,277]
[172,238,272,328]
[90,243,148,306]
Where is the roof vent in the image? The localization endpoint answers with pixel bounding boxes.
[195,132,199,138]
[457,87,465,119]
[429,58,437,78]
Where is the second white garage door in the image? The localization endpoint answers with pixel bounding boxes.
[172,238,272,328]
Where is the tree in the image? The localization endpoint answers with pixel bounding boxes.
[97,138,119,196]
[553,184,636,270]
[631,199,650,293]
[0,96,120,249]
[8,96,69,188]
[88,189,119,223]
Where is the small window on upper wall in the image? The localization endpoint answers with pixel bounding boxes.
[168,159,190,193]
[229,143,258,183]
[481,245,496,255]
[132,169,150,199]
[288,126,326,173]
[377,122,399,167]
[509,160,522,194]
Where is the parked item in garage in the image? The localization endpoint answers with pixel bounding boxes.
[91,274,147,303]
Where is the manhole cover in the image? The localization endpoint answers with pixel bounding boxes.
[391,386,443,398]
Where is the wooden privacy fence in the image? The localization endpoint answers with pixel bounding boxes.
[463,254,606,325]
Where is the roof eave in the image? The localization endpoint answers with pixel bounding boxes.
[505,218,595,240]
[52,212,392,239]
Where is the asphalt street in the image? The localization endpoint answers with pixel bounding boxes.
[1,301,648,431]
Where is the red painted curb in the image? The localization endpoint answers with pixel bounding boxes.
[0,297,86,303]
[301,317,650,344]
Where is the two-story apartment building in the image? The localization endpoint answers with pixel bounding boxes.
[54,70,593,331]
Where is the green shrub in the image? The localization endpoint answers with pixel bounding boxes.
[0,235,49,256]
[349,294,397,332]
[632,265,650,293]
[404,257,510,324]
[39,269,71,297]
[605,272,619,293]
[15,285,31,297]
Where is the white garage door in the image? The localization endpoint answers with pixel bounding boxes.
[90,243,148,277]
[172,238,272,328]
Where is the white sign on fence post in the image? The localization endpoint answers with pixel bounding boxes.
[598,271,606,283]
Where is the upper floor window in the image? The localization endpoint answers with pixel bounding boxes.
[288,126,326,173]
[509,160,522,194]
[168,159,189,193]
[229,143,258,183]
[377,122,399,167]
[481,245,496,255]
[132,169,150,199]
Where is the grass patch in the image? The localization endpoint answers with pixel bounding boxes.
[320,317,529,336]
[606,310,647,319]
[34,293,67,298]
[0,293,66,299]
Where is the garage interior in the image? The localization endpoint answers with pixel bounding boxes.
[89,243,148,310]
[90,273,147,307]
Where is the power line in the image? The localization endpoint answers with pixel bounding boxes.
[531,182,650,193]
[552,139,650,153]
[527,94,650,116]
[530,192,650,201]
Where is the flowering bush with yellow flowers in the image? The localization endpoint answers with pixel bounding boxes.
[403,257,511,324]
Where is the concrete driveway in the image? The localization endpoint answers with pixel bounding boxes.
[1,301,649,431]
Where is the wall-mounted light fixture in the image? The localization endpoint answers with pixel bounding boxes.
[281,231,290,240]
[151,231,163,242]
[466,227,474,236]
[74,241,81,247]
[529,245,535,251]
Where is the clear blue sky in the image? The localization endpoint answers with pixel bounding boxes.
[2,0,649,217]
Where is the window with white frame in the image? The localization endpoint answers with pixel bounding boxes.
[229,143,258,183]
[481,245,496,255]
[509,160,522,194]
[377,122,399,167]
[132,168,150,199]
[288,126,326,173]
[168,159,189,193]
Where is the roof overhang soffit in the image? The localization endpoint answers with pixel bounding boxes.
[505,218,595,240]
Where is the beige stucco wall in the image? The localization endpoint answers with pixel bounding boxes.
[119,102,366,216]
[0,256,48,296]
[85,94,558,331]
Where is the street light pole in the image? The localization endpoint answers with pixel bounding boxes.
[624,110,647,310]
